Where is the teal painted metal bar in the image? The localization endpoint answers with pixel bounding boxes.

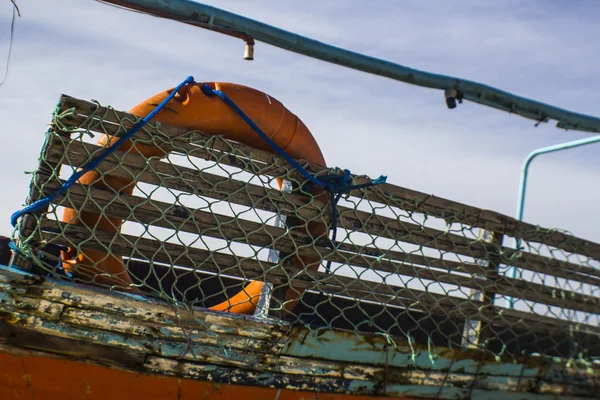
[516,135,600,221]
[100,0,600,134]
[506,135,600,308]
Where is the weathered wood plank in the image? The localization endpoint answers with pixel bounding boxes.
[1,266,599,398]
[58,139,497,265]
[52,180,600,316]
[61,307,281,354]
[3,312,268,371]
[145,356,599,399]
[31,220,600,338]
[0,266,281,340]
[57,95,600,262]
[0,324,147,370]
[34,219,490,319]
[54,138,600,288]
[0,284,64,322]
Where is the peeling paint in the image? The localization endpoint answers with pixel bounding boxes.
[0,268,598,399]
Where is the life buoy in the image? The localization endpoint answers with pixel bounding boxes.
[61,82,328,314]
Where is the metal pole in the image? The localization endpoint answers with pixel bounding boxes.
[516,135,600,221]
[98,0,600,134]
[506,135,600,308]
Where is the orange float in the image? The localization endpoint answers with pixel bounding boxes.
[61,81,329,314]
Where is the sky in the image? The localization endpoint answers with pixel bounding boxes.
[0,0,599,243]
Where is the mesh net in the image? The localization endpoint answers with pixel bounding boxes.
[12,95,600,368]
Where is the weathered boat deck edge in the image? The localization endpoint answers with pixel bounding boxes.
[0,265,598,399]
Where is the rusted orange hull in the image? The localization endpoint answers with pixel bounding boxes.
[0,351,411,400]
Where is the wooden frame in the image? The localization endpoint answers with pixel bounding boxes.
[12,94,600,362]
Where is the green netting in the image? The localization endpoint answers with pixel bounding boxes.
[12,95,600,368]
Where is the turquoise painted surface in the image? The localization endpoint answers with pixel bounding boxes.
[283,329,540,378]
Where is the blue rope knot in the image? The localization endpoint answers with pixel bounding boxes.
[316,170,352,194]
[307,169,387,197]
[307,170,387,249]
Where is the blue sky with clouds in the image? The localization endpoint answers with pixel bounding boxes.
[1,0,599,241]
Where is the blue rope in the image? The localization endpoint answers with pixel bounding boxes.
[10,76,386,321]
[200,83,387,199]
[201,84,387,325]
[10,76,196,228]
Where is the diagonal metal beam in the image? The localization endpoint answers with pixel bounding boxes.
[99,0,600,134]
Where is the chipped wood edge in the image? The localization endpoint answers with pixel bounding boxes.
[0,267,598,399]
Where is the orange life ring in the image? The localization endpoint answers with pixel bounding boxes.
[61,82,328,315]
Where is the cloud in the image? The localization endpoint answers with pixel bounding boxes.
[0,0,599,246]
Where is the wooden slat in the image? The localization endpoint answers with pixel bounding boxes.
[58,140,493,261]
[11,128,70,272]
[360,182,600,261]
[57,95,600,262]
[55,138,600,288]
[51,140,486,277]
[34,220,485,317]
[31,220,600,338]
[45,96,600,325]
[52,180,600,316]
[57,102,600,284]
